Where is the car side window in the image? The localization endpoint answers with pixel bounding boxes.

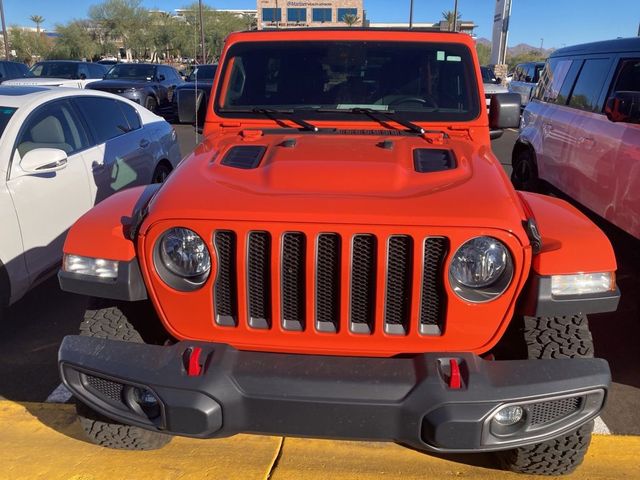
[72,97,131,144]
[88,63,105,78]
[117,102,142,131]
[536,58,580,105]
[610,58,640,94]
[78,64,90,79]
[0,63,7,79]
[524,64,534,83]
[16,100,90,158]
[568,58,611,113]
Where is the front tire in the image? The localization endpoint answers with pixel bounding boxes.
[151,163,172,184]
[495,314,595,475]
[145,96,158,113]
[75,299,172,450]
[511,147,539,191]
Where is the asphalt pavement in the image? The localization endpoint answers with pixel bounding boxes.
[0,126,637,438]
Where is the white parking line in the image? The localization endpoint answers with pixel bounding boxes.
[45,383,72,403]
[594,416,611,435]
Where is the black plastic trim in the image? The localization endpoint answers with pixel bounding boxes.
[59,336,610,452]
[519,275,621,317]
[58,259,147,301]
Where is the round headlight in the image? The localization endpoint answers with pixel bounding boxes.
[449,236,513,302]
[155,228,211,291]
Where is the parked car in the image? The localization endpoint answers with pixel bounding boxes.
[508,61,545,107]
[86,63,183,114]
[3,61,108,88]
[174,63,217,125]
[480,66,508,106]
[513,37,640,239]
[0,86,181,313]
[0,60,29,83]
[58,30,618,476]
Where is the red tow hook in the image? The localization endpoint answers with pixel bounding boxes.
[187,347,203,377]
[448,358,462,389]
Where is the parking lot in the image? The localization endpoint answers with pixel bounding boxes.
[0,125,638,439]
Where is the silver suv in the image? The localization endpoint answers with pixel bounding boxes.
[509,62,545,107]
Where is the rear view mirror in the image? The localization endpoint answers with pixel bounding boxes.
[20,148,68,174]
[605,91,640,124]
[489,93,521,130]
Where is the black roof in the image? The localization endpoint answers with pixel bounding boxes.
[552,37,640,57]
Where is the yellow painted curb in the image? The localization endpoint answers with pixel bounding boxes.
[1,401,639,480]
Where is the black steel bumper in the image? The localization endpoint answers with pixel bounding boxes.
[59,336,609,452]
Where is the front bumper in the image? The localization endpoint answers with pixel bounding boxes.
[59,336,609,452]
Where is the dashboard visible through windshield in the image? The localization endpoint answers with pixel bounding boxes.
[216,41,481,122]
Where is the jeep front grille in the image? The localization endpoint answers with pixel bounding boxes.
[212,230,448,336]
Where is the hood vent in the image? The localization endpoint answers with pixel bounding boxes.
[413,149,456,173]
[221,145,267,169]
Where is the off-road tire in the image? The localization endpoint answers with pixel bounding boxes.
[151,163,172,184]
[75,299,172,450]
[511,147,539,192]
[496,314,595,475]
[145,96,158,113]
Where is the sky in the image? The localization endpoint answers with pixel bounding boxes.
[3,0,640,49]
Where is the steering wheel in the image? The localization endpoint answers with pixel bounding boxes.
[389,96,438,109]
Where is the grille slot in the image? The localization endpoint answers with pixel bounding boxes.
[384,236,414,335]
[420,237,448,335]
[247,231,271,329]
[85,374,124,403]
[281,233,306,331]
[530,397,583,426]
[350,235,377,334]
[213,231,238,326]
[315,233,341,332]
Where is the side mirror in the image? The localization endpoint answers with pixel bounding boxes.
[157,74,166,81]
[20,148,68,173]
[489,93,521,130]
[605,91,640,124]
[177,89,205,125]
[79,73,87,80]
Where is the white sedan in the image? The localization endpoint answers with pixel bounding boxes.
[3,61,108,88]
[0,86,181,310]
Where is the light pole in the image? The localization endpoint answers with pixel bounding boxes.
[452,0,459,32]
[198,0,206,63]
[0,0,9,60]
[409,0,414,29]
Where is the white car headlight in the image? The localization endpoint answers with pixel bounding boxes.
[449,236,514,303]
[551,273,615,296]
[63,254,119,279]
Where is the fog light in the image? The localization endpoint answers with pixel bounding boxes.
[133,387,160,419]
[63,254,119,279]
[551,272,615,296]
[493,405,524,426]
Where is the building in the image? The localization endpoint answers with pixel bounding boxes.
[256,0,364,29]
[174,8,257,21]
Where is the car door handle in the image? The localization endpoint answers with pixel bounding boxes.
[578,137,595,149]
[140,139,150,148]
[543,123,553,134]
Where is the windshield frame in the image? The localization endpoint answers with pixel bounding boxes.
[213,40,482,124]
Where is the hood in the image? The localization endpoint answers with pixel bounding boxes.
[3,78,81,87]
[146,130,527,232]
[86,79,151,90]
[483,83,509,95]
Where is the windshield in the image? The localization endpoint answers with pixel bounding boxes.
[0,107,16,138]
[480,67,498,84]
[28,62,78,79]
[188,65,217,81]
[217,41,480,122]
[105,64,156,81]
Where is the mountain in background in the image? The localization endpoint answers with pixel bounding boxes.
[476,37,555,57]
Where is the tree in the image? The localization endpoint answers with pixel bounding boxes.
[476,43,491,66]
[52,20,98,60]
[89,0,148,60]
[442,10,462,31]
[342,13,360,27]
[9,27,51,63]
[30,15,45,34]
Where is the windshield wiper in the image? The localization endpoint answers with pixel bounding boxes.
[219,107,319,132]
[316,107,425,135]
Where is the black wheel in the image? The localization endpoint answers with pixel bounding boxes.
[151,163,172,183]
[145,96,158,113]
[511,147,539,191]
[495,314,595,475]
[75,299,172,450]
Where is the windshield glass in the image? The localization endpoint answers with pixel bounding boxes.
[28,62,78,79]
[105,64,156,80]
[218,41,480,121]
[480,66,497,84]
[0,107,16,137]
[188,65,217,81]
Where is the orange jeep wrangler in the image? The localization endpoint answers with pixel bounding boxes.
[58,29,620,475]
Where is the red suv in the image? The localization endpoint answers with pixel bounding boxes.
[57,29,619,475]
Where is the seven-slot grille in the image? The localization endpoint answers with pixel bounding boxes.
[212,231,448,336]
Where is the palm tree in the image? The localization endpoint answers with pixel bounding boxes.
[30,15,44,34]
[342,13,360,27]
[441,10,461,31]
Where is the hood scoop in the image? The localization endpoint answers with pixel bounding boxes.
[413,149,456,173]
[221,145,267,169]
